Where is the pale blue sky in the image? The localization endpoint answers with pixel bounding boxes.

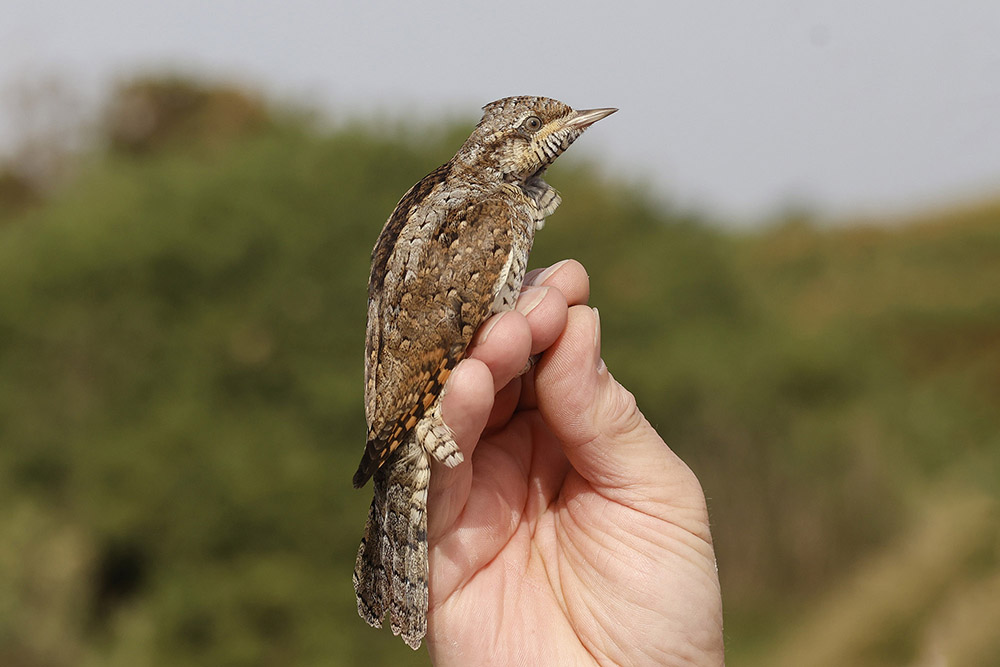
[3,0,999,223]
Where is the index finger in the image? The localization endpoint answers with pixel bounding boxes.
[524,259,590,306]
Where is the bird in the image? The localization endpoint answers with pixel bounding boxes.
[352,96,616,649]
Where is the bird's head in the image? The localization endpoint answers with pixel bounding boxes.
[455,96,617,184]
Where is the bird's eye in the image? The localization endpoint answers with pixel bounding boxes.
[522,116,543,132]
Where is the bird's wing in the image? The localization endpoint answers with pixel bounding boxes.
[364,163,451,429]
[354,193,521,487]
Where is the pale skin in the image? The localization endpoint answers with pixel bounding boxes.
[425,259,725,666]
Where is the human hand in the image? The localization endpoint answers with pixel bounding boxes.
[426,260,724,666]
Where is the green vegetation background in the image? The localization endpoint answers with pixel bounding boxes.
[1,79,998,666]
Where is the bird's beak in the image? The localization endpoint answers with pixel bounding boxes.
[563,107,618,130]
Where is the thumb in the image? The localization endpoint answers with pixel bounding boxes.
[535,306,703,507]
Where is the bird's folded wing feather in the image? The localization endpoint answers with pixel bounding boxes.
[355,195,521,486]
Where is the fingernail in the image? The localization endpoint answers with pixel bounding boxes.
[515,286,548,316]
[475,311,507,345]
[531,259,570,286]
[592,307,606,374]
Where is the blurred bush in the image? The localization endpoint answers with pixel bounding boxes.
[0,76,997,666]
[103,77,273,156]
[0,167,41,220]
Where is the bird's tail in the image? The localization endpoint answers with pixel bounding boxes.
[353,438,430,650]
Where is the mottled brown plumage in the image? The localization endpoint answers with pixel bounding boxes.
[353,96,616,649]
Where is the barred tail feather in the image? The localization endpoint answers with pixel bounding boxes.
[353,437,430,650]
[354,472,388,627]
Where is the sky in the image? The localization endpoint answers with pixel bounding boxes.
[3,0,1000,224]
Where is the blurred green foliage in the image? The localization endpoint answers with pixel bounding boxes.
[0,78,998,666]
